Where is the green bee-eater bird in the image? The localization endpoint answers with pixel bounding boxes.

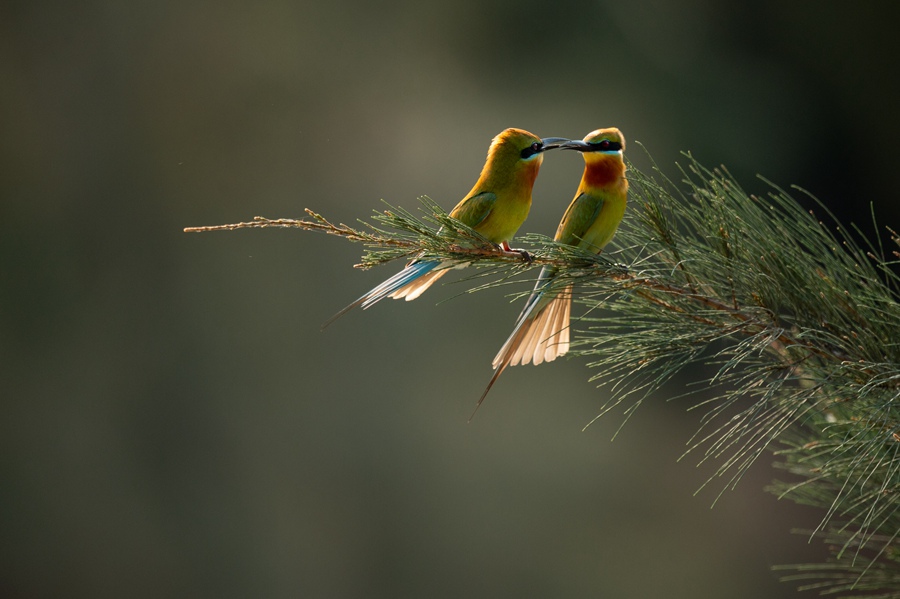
[473,127,628,414]
[325,128,567,327]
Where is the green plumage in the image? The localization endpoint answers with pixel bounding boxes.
[556,191,627,251]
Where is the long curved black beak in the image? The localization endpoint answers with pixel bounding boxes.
[539,137,571,151]
[559,140,593,152]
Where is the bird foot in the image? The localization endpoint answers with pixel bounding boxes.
[499,242,533,263]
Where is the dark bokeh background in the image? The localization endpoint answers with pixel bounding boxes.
[3,2,899,597]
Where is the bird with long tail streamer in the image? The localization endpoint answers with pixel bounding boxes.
[472,128,629,418]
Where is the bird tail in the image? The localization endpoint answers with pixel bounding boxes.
[387,269,448,301]
[470,281,573,420]
[322,261,446,329]
[493,287,572,368]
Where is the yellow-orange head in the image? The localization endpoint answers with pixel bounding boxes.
[475,128,549,191]
[567,127,627,189]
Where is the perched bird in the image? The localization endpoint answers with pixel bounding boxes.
[473,127,628,415]
[324,128,567,327]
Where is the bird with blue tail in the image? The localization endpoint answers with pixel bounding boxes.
[323,128,568,328]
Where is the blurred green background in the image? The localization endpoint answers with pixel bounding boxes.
[3,2,899,597]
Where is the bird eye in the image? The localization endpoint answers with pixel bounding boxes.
[520,142,543,159]
[599,140,610,150]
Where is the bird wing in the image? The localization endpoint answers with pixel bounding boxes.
[555,192,605,248]
[449,191,497,229]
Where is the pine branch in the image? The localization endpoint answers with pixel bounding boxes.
[185,149,900,596]
[570,151,900,596]
[184,203,592,271]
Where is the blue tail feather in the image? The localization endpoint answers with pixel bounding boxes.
[359,260,439,309]
[322,260,439,329]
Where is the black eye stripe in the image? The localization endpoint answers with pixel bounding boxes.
[591,140,622,152]
[520,142,543,159]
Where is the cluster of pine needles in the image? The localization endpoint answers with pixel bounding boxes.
[186,151,900,597]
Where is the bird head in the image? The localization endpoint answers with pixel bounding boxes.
[560,128,626,160]
[486,128,568,166]
[560,128,627,188]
